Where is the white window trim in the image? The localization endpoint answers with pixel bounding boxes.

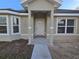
[11,16,21,35]
[0,15,9,35]
[56,17,77,35]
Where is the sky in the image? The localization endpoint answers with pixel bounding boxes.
[60,0,79,9]
[0,0,79,10]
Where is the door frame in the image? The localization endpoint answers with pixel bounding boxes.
[33,14,47,38]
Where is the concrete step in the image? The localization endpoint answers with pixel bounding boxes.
[31,37,48,45]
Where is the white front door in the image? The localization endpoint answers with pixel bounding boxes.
[35,18,45,36]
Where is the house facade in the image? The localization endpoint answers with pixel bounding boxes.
[0,0,79,45]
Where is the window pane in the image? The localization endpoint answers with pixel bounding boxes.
[16,18,19,25]
[67,19,74,26]
[58,19,65,26]
[58,27,65,33]
[13,18,19,25]
[0,17,6,25]
[13,26,19,33]
[0,26,7,33]
[67,27,74,33]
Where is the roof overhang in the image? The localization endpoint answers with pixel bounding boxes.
[22,0,62,4]
[21,0,62,8]
[0,10,29,16]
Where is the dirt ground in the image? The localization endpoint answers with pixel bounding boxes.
[51,40,79,59]
[0,39,34,59]
[0,38,79,59]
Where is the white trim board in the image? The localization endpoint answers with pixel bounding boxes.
[47,34,79,36]
[21,34,34,36]
[54,13,79,16]
[1,10,79,16]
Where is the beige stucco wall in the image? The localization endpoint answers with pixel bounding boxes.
[77,17,79,34]
[20,16,34,39]
[28,0,54,11]
[53,35,79,43]
[20,16,28,34]
[46,15,54,45]
[47,16,57,34]
[47,16,51,35]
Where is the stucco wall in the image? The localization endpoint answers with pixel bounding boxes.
[20,16,28,34]
[47,16,51,35]
[53,35,79,43]
[28,0,54,11]
[20,16,34,39]
[77,17,79,34]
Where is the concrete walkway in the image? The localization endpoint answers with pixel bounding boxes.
[31,37,52,59]
[31,37,48,45]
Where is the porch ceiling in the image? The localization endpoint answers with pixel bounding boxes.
[31,11,51,15]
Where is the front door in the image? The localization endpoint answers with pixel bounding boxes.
[35,18,45,36]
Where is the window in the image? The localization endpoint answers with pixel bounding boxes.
[0,16,8,34]
[57,18,76,34]
[12,16,20,34]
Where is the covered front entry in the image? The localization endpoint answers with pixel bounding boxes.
[33,12,47,37]
[35,18,45,36]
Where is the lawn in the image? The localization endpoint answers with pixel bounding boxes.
[0,39,34,59]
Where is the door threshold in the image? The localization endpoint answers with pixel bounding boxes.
[34,35,46,38]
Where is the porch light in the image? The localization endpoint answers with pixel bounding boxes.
[28,26,32,29]
[50,27,54,29]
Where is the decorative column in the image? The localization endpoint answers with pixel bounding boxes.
[28,10,32,44]
[28,10,31,31]
[50,9,54,46]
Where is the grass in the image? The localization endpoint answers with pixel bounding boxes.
[0,39,34,59]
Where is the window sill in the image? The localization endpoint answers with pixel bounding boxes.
[11,33,21,35]
[0,33,9,35]
[54,34,79,36]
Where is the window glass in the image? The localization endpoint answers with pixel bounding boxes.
[13,26,19,33]
[16,18,19,25]
[58,19,65,26]
[67,27,74,33]
[58,27,65,33]
[0,17,6,25]
[0,26,7,33]
[13,18,19,25]
[12,17,20,33]
[67,19,74,26]
[0,17,7,34]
